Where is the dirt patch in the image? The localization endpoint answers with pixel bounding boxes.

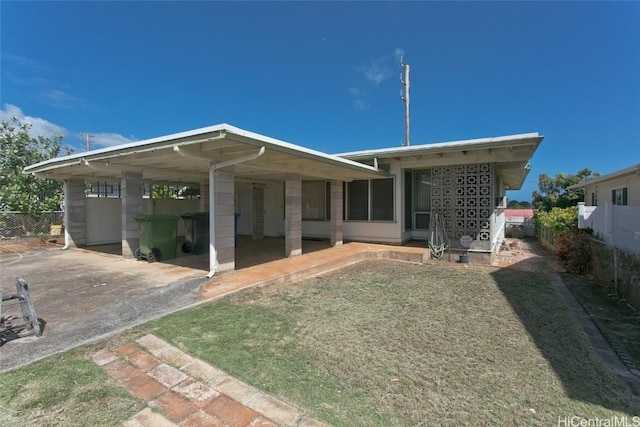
[0,238,63,255]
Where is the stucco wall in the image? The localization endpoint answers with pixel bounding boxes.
[584,172,640,206]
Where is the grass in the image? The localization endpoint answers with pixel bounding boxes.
[2,259,639,426]
[142,260,640,426]
[0,345,144,427]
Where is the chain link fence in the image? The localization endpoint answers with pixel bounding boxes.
[537,224,640,310]
[590,238,640,311]
[0,211,64,239]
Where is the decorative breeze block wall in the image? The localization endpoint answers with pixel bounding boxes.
[431,163,494,245]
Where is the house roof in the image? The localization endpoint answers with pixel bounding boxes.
[24,124,388,183]
[567,163,640,190]
[337,132,544,190]
[504,209,535,218]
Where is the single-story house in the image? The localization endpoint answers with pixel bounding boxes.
[24,124,543,275]
[568,163,640,253]
[568,163,640,208]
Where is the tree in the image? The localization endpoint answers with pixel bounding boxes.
[0,118,70,213]
[531,168,599,212]
[507,200,532,209]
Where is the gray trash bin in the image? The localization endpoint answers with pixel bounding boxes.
[181,212,209,255]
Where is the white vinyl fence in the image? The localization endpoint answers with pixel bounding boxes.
[578,202,640,254]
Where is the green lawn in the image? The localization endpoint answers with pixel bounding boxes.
[143,260,640,426]
[2,259,638,426]
[0,346,144,427]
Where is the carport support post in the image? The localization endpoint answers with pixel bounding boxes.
[330,180,343,246]
[285,174,302,257]
[208,164,236,278]
[63,179,86,248]
[199,179,209,212]
[121,171,143,258]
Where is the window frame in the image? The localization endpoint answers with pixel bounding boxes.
[345,177,395,222]
[611,187,629,206]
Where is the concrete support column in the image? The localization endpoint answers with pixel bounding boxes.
[199,179,209,212]
[121,171,143,258]
[285,174,302,257]
[330,180,344,247]
[252,183,265,241]
[212,167,235,274]
[64,179,86,248]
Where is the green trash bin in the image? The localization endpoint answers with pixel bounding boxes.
[134,214,179,263]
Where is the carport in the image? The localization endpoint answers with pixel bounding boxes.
[24,124,387,277]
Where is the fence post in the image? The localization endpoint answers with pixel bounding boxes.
[613,246,619,296]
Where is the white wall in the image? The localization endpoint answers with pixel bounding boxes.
[86,198,121,245]
[85,197,199,245]
[264,182,284,237]
[302,221,330,239]
[343,221,403,244]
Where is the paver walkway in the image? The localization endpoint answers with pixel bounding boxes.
[92,334,329,427]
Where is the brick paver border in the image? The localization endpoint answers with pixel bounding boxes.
[92,334,330,427]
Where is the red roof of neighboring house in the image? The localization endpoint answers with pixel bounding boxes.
[504,209,535,217]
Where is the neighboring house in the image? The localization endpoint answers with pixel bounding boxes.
[504,209,536,238]
[24,124,543,274]
[568,163,640,254]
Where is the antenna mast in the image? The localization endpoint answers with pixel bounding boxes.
[80,133,95,151]
[399,56,410,146]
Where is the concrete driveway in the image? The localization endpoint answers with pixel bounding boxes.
[0,241,208,372]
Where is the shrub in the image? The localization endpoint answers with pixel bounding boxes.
[555,227,594,274]
[535,206,578,234]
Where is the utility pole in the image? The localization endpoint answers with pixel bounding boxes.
[399,56,410,146]
[80,133,94,151]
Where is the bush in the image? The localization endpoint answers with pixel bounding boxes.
[555,227,594,274]
[535,206,578,234]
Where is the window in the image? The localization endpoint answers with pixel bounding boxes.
[612,187,628,206]
[85,181,121,198]
[591,191,597,206]
[371,178,394,221]
[347,180,368,220]
[346,178,394,221]
[302,181,327,220]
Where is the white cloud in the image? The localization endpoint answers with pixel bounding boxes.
[0,103,68,139]
[42,89,92,110]
[1,103,136,148]
[360,60,390,87]
[91,132,136,147]
[348,87,369,110]
[353,99,369,111]
[358,48,406,87]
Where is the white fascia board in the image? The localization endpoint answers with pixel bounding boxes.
[337,132,542,159]
[567,163,640,190]
[24,123,386,178]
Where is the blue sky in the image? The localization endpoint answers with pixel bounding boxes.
[1,1,639,201]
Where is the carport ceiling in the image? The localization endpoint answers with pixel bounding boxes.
[25,124,387,183]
